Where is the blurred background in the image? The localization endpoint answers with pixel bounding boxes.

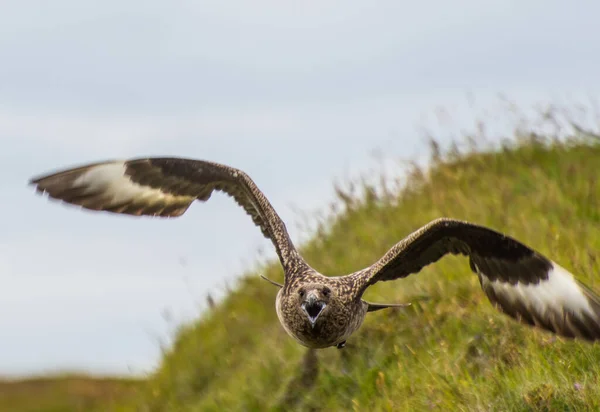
[1,0,599,383]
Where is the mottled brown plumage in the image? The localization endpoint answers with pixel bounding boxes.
[30,157,600,348]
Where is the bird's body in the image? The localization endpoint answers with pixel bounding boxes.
[275,272,368,348]
[29,157,600,348]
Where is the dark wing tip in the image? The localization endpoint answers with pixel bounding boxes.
[29,160,118,188]
[29,176,41,186]
[28,160,197,218]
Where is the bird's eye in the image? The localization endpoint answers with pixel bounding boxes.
[322,289,330,297]
[299,290,305,297]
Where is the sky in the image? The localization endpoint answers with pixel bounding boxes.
[1,1,600,377]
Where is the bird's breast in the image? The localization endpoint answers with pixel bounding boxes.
[275,293,366,348]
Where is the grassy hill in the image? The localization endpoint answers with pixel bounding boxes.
[0,374,140,412]
[115,130,600,411]
[7,123,600,411]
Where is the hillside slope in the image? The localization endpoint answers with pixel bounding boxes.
[0,375,140,412]
[119,133,600,411]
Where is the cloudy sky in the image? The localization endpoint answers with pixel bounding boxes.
[1,1,599,376]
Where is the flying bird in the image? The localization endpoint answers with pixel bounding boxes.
[30,157,600,349]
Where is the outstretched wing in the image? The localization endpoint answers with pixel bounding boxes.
[30,157,303,272]
[356,217,600,341]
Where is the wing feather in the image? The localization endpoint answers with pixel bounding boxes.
[357,217,600,341]
[30,157,303,272]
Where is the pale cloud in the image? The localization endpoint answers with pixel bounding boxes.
[3,1,599,112]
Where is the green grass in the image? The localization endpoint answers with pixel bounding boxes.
[0,374,141,412]
[9,118,600,411]
[111,129,600,411]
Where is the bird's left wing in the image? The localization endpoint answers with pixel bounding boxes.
[355,218,600,341]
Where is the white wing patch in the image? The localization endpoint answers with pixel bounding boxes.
[33,160,196,216]
[481,262,594,318]
[72,162,182,206]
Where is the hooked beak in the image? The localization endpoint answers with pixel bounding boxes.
[301,292,326,328]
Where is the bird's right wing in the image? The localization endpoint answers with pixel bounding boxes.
[30,157,305,274]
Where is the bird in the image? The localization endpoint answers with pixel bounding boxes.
[29,157,600,349]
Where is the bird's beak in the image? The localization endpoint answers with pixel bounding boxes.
[301,292,326,328]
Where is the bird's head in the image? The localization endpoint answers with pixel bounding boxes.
[297,284,332,328]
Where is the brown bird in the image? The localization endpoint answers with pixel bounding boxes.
[29,157,600,349]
